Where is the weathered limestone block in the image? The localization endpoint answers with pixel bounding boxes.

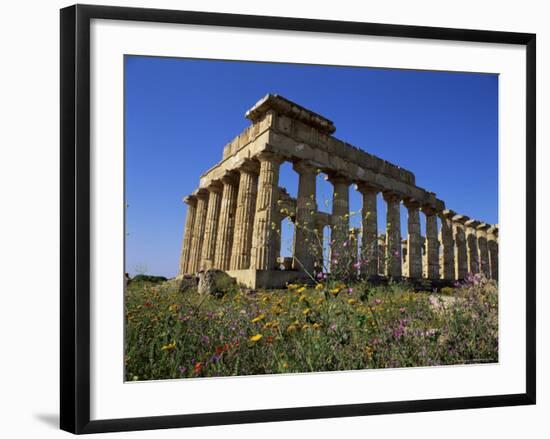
[357,183,379,277]
[178,195,197,276]
[200,181,223,270]
[198,269,236,297]
[250,152,283,271]
[476,222,491,277]
[465,219,481,274]
[404,199,422,279]
[187,189,209,274]
[292,160,318,274]
[487,225,499,281]
[423,206,440,280]
[214,172,239,270]
[383,191,402,278]
[230,161,259,270]
[452,215,469,280]
[439,209,456,280]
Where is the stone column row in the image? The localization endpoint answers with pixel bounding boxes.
[179,157,498,285]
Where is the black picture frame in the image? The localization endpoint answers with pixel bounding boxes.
[60,4,536,434]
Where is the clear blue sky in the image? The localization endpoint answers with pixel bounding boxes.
[125,56,498,277]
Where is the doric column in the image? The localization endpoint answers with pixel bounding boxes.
[273,210,282,266]
[292,160,317,273]
[465,219,481,274]
[326,174,351,265]
[356,183,379,277]
[314,219,326,270]
[187,189,209,274]
[476,222,491,277]
[178,195,197,276]
[250,152,283,271]
[404,199,422,279]
[349,227,360,271]
[487,225,499,281]
[213,172,239,270]
[452,215,469,280]
[383,191,402,278]
[439,209,456,280]
[230,160,259,270]
[423,206,440,280]
[200,181,223,270]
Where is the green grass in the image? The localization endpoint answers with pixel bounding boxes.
[125,277,498,381]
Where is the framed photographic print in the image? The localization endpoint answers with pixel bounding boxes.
[60,4,536,434]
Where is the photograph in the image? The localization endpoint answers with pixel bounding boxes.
[123,55,499,381]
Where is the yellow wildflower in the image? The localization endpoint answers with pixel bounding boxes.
[315,283,324,291]
[302,323,310,330]
[160,341,176,352]
[249,333,263,342]
[168,304,178,312]
[347,299,357,305]
[302,308,311,316]
[287,283,298,290]
[286,324,298,333]
[312,323,321,330]
[296,286,306,294]
[329,288,340,295]
[251,313,265,323]
[299,295,307,302]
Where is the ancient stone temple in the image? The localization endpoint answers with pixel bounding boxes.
[178,94,498,288]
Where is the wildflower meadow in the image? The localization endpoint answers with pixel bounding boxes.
[125,272,498,381]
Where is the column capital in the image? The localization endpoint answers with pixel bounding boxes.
[421,204,440,216]
[355,181,382,194]
[255,150,285,165]
[465,219,481,229]
[292,159,317,175]
[382,190,402,203]
[183,195,197,206]
[195,188,209,200]
[220,170,239,186]
[206,180,223,194]
[488,225,499,237]
[441,209,456,219]
[476,222,491,232]
[452,214,470,224]
[325,172,352,186]
[238,158,260,175]
[403,198,421,209]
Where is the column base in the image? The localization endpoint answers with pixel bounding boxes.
[225,269,310,289]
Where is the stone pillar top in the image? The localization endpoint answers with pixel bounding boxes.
[255,150,285,164]
[237,158,261,174]
[245,93,336,135]
[355,181,383,193]
[183,195,197,206]
[206,180,223,193]
[403,198,422,209]
[488,225,499,236]
[465,219,482,229]
[325,172,352,186]
[382,190,402,202]
[220,170,239,185]
[452,214,470,224]
[293,159,317,175]
[421,204,439,216]
[476,222,491,231]
[194,188,209,199]
[441,209,457,219]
